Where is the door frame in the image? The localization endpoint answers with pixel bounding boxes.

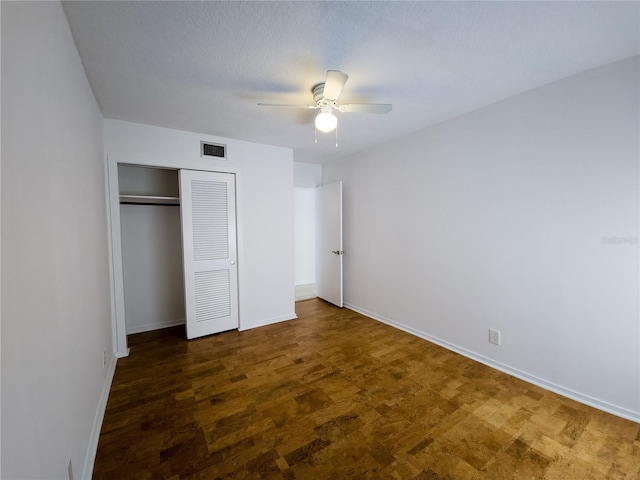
[106,154,242,357]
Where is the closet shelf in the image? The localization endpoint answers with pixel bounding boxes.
[120,194,180,206]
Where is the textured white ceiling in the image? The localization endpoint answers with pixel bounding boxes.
[62,1,639,164]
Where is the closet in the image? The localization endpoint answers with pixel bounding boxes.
[114,163,238,345]
[118,165,185,334]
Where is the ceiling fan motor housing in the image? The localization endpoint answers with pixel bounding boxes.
[312,83,333,106]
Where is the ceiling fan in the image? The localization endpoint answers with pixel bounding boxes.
[258,70,392,136]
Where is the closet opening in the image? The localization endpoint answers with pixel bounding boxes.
[118,165,186,336]
[109,159,240,356]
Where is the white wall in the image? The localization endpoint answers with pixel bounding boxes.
[294,162,321,188]
[323,57,640,422]
[294,188,316,285]
[293,163,321,286]
[1,2,114,479]
[104,119,296,332]
[120,205,185,333]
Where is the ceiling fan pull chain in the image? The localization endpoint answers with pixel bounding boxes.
[335,124,338,147]
[314,124,318,144]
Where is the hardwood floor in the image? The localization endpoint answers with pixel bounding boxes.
[93,299,639,479]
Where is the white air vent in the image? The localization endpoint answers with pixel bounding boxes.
[201,141,226,159]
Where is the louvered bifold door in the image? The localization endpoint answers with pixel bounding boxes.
[179,170,238,339]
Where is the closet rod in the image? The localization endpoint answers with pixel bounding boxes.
[120,202,180,207]
[119,194,180,206]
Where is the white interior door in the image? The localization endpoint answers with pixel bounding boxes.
[316,181,343,307]
[180,170,238,339]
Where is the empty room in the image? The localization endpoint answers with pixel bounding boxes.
[1,1,639,479]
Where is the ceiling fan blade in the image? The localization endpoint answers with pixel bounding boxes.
[338,103,392,114]
[258,103,317,109]
[323,70,349,101]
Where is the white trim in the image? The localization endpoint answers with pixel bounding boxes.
[345,302,640,424]
[239,313,297,331]
[126,318,185,335]
[81,353,117,480]
[115,348,130,359]
[104,155,119,356]
[107,157,127,357]
[108,154,238,174]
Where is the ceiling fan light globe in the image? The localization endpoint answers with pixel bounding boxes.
[315,112,337,133]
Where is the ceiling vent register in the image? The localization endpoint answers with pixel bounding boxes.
[201,142,226,159]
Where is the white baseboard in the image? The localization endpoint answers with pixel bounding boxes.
[115,347,130,359]
[81,352,117,480]
[126,318,185,335]
[239,313,297,331]
[345,302,640,424]
[127,314,300,335]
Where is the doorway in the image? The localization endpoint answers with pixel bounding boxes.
[294,187,316,301]
[118,165,185,334]
[293,181,343,307]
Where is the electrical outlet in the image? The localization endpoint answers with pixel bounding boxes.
[489,329,501,346]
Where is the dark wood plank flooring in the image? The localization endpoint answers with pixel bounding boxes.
[93,298,640,479]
